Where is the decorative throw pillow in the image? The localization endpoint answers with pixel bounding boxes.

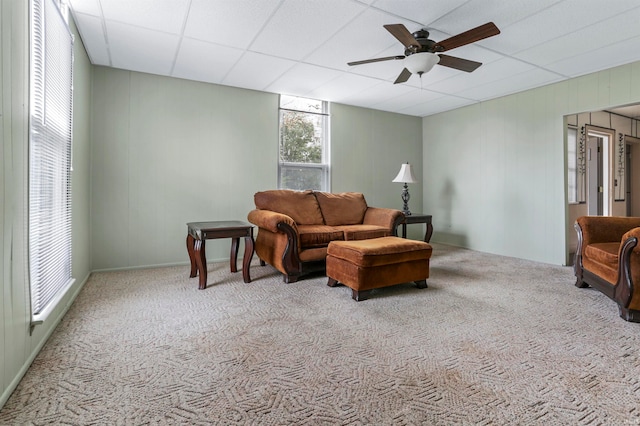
[314,192,368,226]
[254,190,324,225]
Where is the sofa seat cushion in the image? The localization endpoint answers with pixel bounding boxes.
[584,242,620,284]
[327,236,432,268]
[299,247,327,262]
[585,242,619,265]
[298,225,344,249]
[254,190,324,225]
[335,224,391,241]
[314,191,368,225]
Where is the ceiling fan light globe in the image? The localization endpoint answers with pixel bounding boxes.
[404,52,440,75]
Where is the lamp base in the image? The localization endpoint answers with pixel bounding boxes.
[401,184,411,216]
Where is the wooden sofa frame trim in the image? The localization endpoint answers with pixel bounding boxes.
[273,216,405,283]
[574,222,640,322]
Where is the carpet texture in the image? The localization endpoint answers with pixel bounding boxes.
[1,243,639,425]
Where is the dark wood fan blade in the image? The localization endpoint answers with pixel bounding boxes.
[437,54,482,72]
[384,24,421,49]
[348,55,405,66]
[434,22,500,52]
[394,68,412,84]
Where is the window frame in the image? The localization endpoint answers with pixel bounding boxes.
[278,95,330,192]
[28,0,75,327]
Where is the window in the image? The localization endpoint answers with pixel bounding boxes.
[278,95,329,191]
[29,0,74,326]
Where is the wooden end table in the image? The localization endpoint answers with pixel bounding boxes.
[400,213,433,243]
[186,221,254,290]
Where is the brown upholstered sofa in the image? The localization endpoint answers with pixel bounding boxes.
[574,216,640,322]
[247,190,404,283]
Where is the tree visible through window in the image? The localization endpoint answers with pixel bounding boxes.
[279,95,329,191]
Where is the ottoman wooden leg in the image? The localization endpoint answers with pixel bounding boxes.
[352,289,371,301]
[415,279,428,289]
[327,277,340,287]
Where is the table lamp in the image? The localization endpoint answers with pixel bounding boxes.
[392,162,417,215]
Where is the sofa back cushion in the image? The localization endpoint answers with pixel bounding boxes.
[314,192,368,226]
[254,190,324,225]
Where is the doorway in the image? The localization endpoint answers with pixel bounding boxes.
[626,136,640,216]
[586,134,609,216]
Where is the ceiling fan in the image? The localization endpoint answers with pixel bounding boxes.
[348,22,500,84]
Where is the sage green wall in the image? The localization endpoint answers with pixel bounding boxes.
[0,1,92,408]
[90,69,278,270]
[423,62,640,265]
[90,70,424,270]
[331,103,423,240]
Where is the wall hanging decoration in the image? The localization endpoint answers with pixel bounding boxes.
[616,133,625,201]
[578,126,587,203]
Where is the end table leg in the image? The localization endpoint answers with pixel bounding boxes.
[242,236,254,283]
[194,239,207,290]
[425,223,433,243]
[230,237,239,273]
[186,234,197,278]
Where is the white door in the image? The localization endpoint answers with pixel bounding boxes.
[587,136,603,215]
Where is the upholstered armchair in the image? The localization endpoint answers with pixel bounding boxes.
[574,216,640,322]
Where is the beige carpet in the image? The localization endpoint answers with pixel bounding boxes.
[1,243,639,425]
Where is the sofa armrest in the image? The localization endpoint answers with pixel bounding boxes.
[247,209,297,234]
[363,207,405,232]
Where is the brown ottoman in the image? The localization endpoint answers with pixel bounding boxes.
[326,236,432,301]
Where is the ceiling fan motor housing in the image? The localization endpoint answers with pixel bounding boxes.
[405,29,441,56]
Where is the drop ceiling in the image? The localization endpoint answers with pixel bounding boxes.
[68,0,640,118]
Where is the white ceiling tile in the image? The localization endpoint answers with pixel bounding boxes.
[306,73,383,103]
[69,0,640,117]
[371,87,445,111]
[172,39,244,84]
[343,81,415,106]
[184,0,281,48]
[69,0,101,16]
[101,0,190,35]
[399,96,475,116]
[222,52,297,92]
[305,8,416,71]
[545,35,640,78]
[483,0,640,55]
[515,7,640,67]
[106,21,180,74]
[251,0,366,60]
[73,12,110,65]
[371,0,467,26]
[265,63,343,97]
[423,58,534,95]
[454,68,563,100]
[429,0,564,36]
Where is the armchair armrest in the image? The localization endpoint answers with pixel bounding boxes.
[363,207,405,232]
[622,227,640,254]
[247,209,297,234]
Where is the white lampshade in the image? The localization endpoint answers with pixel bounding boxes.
[392,163,417,183]
[404,52,440,75]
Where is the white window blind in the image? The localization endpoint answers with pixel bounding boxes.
[29,0,74,325]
